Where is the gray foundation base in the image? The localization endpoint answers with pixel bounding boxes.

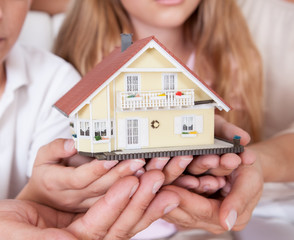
[79,138,244,160]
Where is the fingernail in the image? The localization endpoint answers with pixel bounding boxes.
[129,183,139,198]
[135,168,145,177]
[152,179,164,194]
[104,160,119,169]
[225,209,237,231]
[178,156,193,168]
[222,183,231,194]
[130,159,145,172]
[203,185,210,192]
[64,139,75,152]
[155,158,169,169]
[164,203,179,214]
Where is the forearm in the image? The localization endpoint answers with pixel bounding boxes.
[31,0,72,15]
[249,133,294,182]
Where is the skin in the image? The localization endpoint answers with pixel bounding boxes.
[121,0,200,64]
[30,0,72,15]
[1,173,180,240]
[0,0,32,98]
[17,139,148,212]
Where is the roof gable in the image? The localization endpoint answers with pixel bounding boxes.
[54,36,230,117]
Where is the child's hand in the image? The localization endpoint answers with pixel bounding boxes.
[17,138,146,212]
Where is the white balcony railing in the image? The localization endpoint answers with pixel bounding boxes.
[119,89,194,110]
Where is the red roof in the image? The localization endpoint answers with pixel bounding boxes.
[54,36,230,117]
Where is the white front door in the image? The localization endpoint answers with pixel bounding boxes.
[126,119,140,149]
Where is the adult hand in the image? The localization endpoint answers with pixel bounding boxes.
[17,138,146,212]
[2,171,180,240]
[145,115,253,195]
[187,115,252,177]
[161,148,263,233]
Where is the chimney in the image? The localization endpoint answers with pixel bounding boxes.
[121,33,133,52]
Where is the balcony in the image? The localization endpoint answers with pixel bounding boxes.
[118,89,194,110]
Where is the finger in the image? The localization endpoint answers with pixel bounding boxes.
[162,185,225,234]
[220,181,232,197]
[40,159,118,191]
[67,176,139,240]
[105,170,165,239]
[208,153,241,176]
[162,155,193,184]
[87,159,146,195]
[215,115,250,146]
[173,175,224,195]
[134,167,145,177]
[35,139,77,166]
[172,175,200,190]
[131,190,180,235]
[239,148,256,165]
[194,175,221,195]
[145,157,170,171]
[219,163,263,231]
[187,155,220,175]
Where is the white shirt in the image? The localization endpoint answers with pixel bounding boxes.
[0,43,80,199]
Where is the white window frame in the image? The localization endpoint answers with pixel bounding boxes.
[182,115,195,133]
[126,118,140,149]
[125,74,141,92]
[93,120,114,142]
[79,120,90,138]
[162,73,177,90]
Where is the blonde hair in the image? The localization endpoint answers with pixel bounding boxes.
[54,0,263,142]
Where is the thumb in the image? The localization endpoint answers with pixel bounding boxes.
[35,138,77,165]
[215,115,251,146]
[219,164,263,231]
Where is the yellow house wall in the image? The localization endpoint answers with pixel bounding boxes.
[115,48,210,100]
[76,86,114,154]
[116,108,214,150]
[128,48,174,68]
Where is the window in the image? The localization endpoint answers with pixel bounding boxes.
[111,121,114,136]
[182,116,194,132]
[126,74,140,92]
[80,121,90,137]
[93,120,114,141]
[93,121,107,138]
[163,73,177,90]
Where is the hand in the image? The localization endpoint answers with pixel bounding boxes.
[145,115,253,195]
[1,171,180,240]
[161,148,263,233]
[187,115,252,177]
[17,138,146,212]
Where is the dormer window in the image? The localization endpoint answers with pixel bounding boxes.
[125,74,141,92]
[162,73,177,90]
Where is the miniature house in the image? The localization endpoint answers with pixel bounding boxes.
[54,35,242,160]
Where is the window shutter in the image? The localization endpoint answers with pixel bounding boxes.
[140,118,149,147]
[194,115,203,133]
[117,119,126,148]
[174,116,182,134]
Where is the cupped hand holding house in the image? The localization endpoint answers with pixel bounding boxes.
[17,138,150,212]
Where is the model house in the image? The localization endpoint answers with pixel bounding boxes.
[54,34,242,160]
